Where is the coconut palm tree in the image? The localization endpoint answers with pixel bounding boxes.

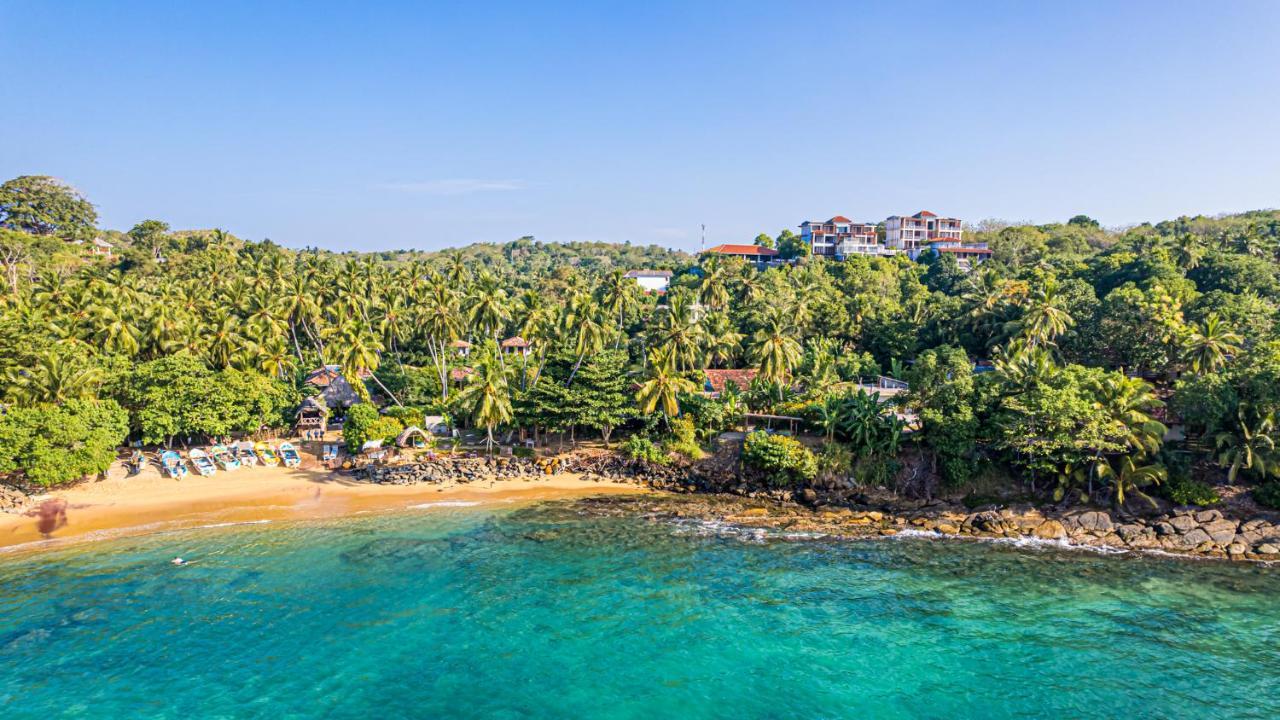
[652,288,705,372]
[635,348,698,427]
[698,259,731,310]
[751,305,802,389]
[598,269,639,348]
[6,351,104,405]
[455,342,513,453]
[1010,278,1073,349]
[700,311,743,369]
[1182,313,1243,374]
[1092,454,1167,509]
[1093,374,1167,456]
[1216,410,1277,484]
[465,271,511,342]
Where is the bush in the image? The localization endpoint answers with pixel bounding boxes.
[1254,482,1280,510]
[742,431,817,487]
[662,417,704,460]
[383,406,426,426]
[816,442,853,483]
[620,435,668,465]
[1163,475,1221,507]
[0,400,129,488]
[342,404,380,452]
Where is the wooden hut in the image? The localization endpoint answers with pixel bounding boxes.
[304,365,371,409]
[501,336,532,357]
[295,396,329,434]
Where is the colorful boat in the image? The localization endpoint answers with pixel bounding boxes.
[160,450,188,479]
[233,441,258,467]
[255,441,280,467]
[278,442,302,468]
[188,448,218,477]
[210,444,241,471]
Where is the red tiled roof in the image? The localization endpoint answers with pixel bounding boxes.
[450,367,475,381]
[305,365,372,387]
[450,340,472,349]
[936,246,992,255]
[914,210,938,218]
[704,244,779,257]
[828,215,853,223]
[704,368,759,394]
[501,336,530,348]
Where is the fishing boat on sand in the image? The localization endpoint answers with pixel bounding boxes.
[233,440,258,467]
[255,441,280,467]
[160,450,188,479]
[279,442,302,468]
[210,444,241,471]
[188,448,218,477]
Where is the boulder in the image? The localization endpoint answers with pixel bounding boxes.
[1195,509,1224,523]
[1154,521,1177,536]
[1181,528,1213,548]
[1202,519,1240,545]
[1032,519,1067,540]
[1077,511,1113,532]
[1256,543,1280,555]
[1168,515,1199,533]
[935,523,960,535]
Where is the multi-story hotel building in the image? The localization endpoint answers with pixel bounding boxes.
[799,216,893,259]
[884,210,963,253]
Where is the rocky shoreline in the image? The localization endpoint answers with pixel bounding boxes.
[566,491,1280,563]
[353,453,1280,563]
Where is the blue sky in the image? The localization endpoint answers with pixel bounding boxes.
[2,1,1278,252]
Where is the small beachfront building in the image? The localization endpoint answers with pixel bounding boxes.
[305,365,371,409]
[703,368,759,397]
[295,396,329,434]
[450,340,472,357]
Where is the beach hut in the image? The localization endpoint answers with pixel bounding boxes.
[396,426,431,449]
[450,339,472,357]
[210,444,241,471]
[278,442,302,468]
[255,441,280,467]
[304,365,370,409]
[295,396,329,435]
[160,450,188,479]
[188,448,218,477]
[500,336,532,357]
[233,440,259,466]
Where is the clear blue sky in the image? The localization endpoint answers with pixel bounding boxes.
[2,1,1278,252]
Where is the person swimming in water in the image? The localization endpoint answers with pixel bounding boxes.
[171,557,187,566]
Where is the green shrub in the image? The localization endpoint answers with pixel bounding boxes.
[620,435,668,465]
[1164,475,1221,506]
[1254,482,1280,510]
[816,442,853,482]
[742,431,817,487]
[662,417,704,460]
[383,406,426,426]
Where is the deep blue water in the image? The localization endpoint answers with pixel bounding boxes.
[1,501,1278,719]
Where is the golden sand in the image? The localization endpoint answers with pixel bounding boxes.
[0,460,647,553]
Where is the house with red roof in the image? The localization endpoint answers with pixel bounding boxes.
[702,368,759,397]
[885,210,964,253]
[799,216,892,259]
[701,243,780,268]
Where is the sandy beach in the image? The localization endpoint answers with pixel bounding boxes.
[0,460,649,553]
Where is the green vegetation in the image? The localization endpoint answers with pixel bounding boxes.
[742,431,818,486]
[3,175,1280,499]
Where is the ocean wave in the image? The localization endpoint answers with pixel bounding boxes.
[407,501,482,510]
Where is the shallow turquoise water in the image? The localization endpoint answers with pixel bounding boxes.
[2,502,1279,719]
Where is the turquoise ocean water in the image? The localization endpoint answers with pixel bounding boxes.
[2,500,1278,719]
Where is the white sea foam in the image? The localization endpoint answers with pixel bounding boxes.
[407,500,482,510]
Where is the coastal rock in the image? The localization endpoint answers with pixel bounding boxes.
[1256,544,1280,555]
[1202,519,1240,545]
[1115,524,1146,543]
[935,523,960,535]
[1154,521,1177,536]
[1181,528,1213,548]
[1168,515,1198,533]
[1195,509,1224,523]
[1228,543,1248,558]
[1032,520,1067,540]
[1077,511,1113,532]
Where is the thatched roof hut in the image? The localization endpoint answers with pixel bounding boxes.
[395,426,431,448]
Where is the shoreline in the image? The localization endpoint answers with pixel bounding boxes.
[0,463,649,555]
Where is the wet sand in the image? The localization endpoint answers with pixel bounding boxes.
[0,462,648,553]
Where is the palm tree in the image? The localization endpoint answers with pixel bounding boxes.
[698,259,731,310]
[635,348,698,427]
[565,297,608,386]
[700,311,743,369]
[465,271,511,342]
[455,343,513,453]
[1182,313,1242,374]
[598,269,639,348]
[1092,454,1166,509]
[1011,278,1073,349]
[751,305,802,389]
[1093,374,1167,456]
[6,351,104,405]
[1215,410,1277,484]
[652,288,705,372]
